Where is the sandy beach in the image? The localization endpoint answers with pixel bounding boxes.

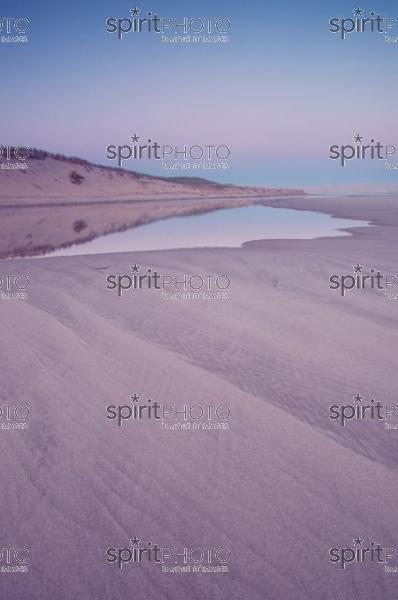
[3,0,396,596]
[1,193,398,599]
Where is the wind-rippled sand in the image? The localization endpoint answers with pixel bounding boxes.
[1,195,398,599]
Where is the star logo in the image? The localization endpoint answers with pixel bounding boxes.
[353,394,363,403]
[131,134,140,143]
[353,264,363,273]
[353,536,364,546]
[130,537,141,546]
[130,264,140,273]
[130,393,140,402]
[354,134,363,143]
[130,7,140,16]
[353,7,364,16]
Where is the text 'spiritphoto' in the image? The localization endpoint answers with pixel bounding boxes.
[1,2,398,599]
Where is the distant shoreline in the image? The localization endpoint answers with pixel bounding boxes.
[0,193,306,210]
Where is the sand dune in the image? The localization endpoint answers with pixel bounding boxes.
[0,150,304,202]
[1,195,398,599]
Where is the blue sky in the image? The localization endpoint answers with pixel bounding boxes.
[2,0,398,187]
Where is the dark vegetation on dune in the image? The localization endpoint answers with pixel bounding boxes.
[22,148,228,188]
